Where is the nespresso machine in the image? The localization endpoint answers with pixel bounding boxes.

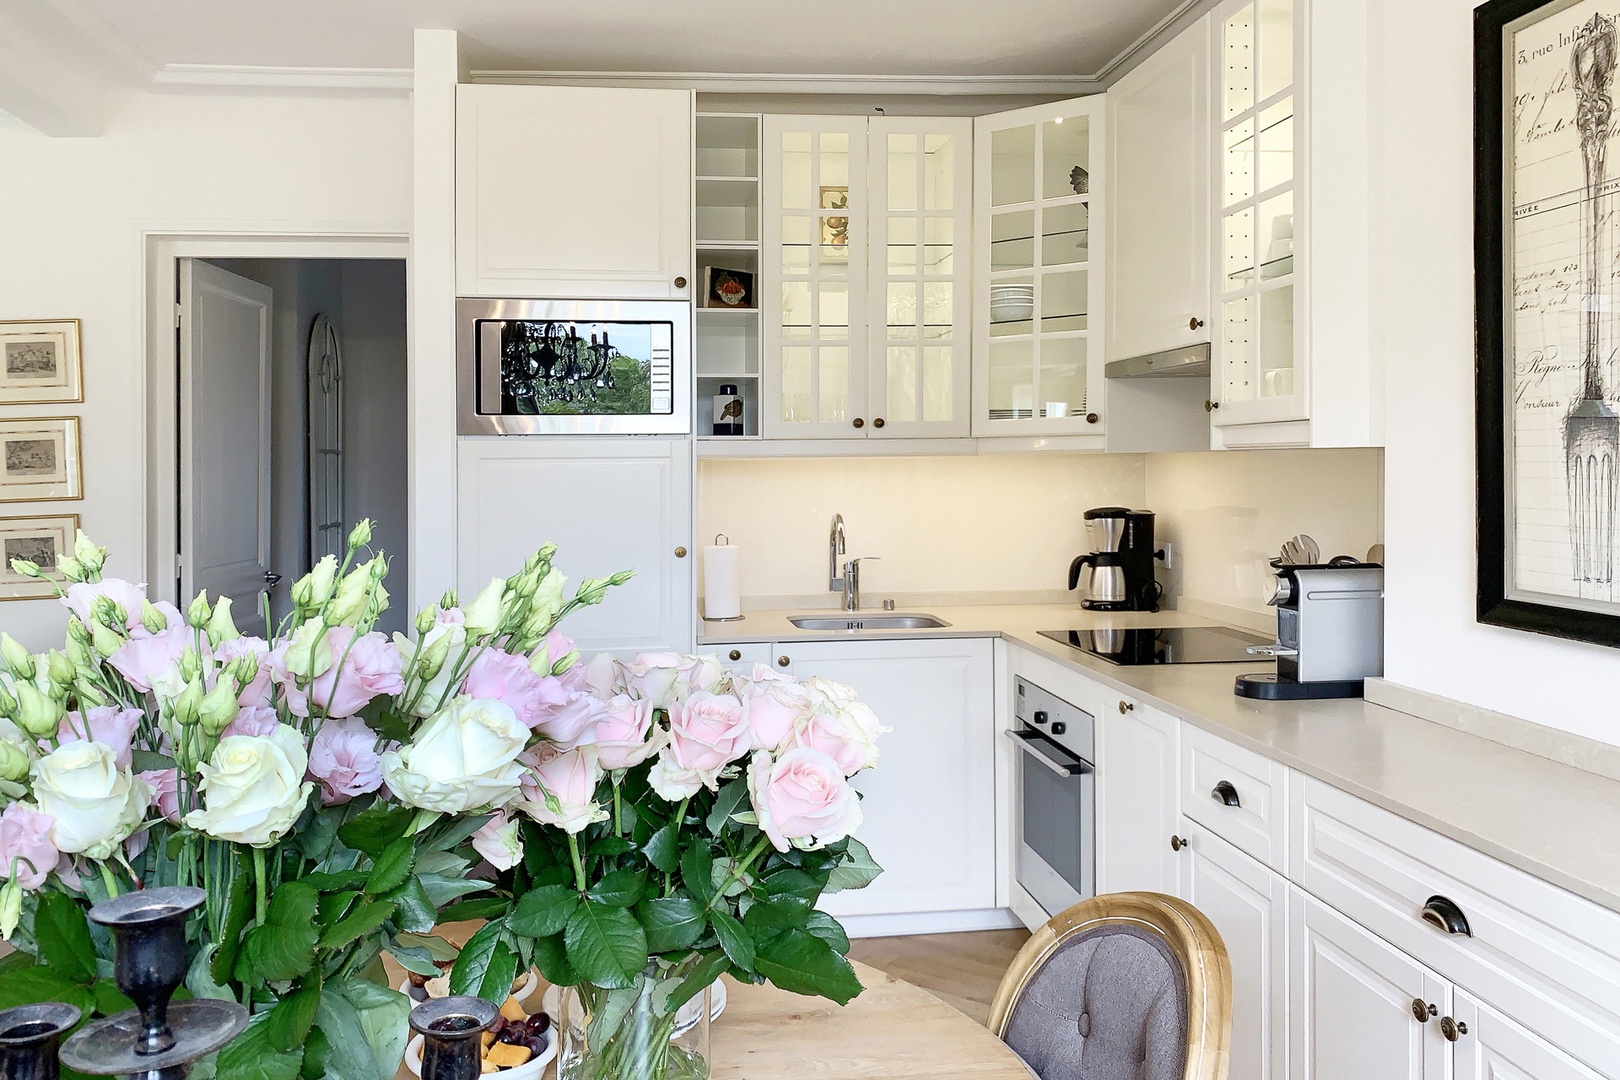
[1069,507,1163,612]
[1235,561,1384,700]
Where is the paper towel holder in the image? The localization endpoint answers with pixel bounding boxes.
[702,534,747,622]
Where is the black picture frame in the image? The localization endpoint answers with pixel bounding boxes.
[1476,0,1620,648]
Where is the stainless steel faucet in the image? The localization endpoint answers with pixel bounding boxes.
[842,557,880,612]
[828,514,846,591]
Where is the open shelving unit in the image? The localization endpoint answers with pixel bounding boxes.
[696,113,764,438]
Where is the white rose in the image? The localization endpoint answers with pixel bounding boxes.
[679,655,729,696]
[183,724,313,847]
[462,578,508,638]
[32,741,151,859]
[804,676,859,709]
[380,696,529,813]
[621,652,687,709]
[393,621,467,717]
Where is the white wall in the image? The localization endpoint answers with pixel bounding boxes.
[0,89,409,649]
[1375,0,1620,749]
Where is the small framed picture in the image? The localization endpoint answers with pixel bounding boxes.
[703,266,756,309]
[0,417,81,502]
[0,514,78,600]
[0,320,82,405]
[820,186,851,256]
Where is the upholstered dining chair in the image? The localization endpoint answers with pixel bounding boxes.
[987,892,1232,1080]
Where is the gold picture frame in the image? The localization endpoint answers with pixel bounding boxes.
[0,513,79,600]
[0,416,82,502]
[0,320,83,405]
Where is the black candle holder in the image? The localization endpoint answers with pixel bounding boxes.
[410,996,497,1080]
[59,887,247,1080]
[0,1002,82,1080]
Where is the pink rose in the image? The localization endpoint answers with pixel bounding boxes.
[58,707,143,769]
[747,748,863,853]
[665,691,749,775]
[279,627,404,718]
[792,699,884,777]
[61,578,148,630]
[223,706,279,740]
[739,667,813,751]
[0,803,60,889]
[581,654,622,697]
[517,746,607,834]
[678,656,728,696]
[472,811,523,871]
[532,690,609,750]
[107,602,190,692]
[215,636,272,707]
[307,716,385,805]
[141,768,182,823]
[621,652,688,709]
[464,649,567,730]
[593,695,661,771]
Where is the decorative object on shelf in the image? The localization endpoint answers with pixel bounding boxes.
[819,186,851,254]
[702,534,742,621]
[702,267,754,310]
[1069,165,1089,195]
[0,513,77,600]
[711,383,744,437]
[0,417,80,502]
[1476,0,1620,647]
[0,320,83,405]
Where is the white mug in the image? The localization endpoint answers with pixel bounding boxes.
[1262,369,1294,397]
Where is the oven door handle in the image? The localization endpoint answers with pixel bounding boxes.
[1005,729,1092,777]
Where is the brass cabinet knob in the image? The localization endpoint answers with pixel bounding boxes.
[1118,700,1133,714]
[728,649,742,661]
[853,417,865,429]
[1085,412,1100,424]
[1440,1017,1468,1042]
[777,656,791,668]
[1204,399,1220,412]
[1189,317,1205,331]
[1411,999,1437,1024]
[1170,835,1188,852]
[873,417,885,428]
[674,276,688,289]
[674,546,688,558]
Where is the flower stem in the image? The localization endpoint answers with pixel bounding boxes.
[567,833,587,893]
[253,846,268,925]
[717,836,772,896]
[612,783,623,836]
[98,862,120,898]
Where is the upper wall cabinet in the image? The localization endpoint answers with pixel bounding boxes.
[761,116,973,440]
[972,97,1108,440]
[457,85,694,300]
[1107,15,1212,362]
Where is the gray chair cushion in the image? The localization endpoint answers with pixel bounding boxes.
[1003,924,1188,1080]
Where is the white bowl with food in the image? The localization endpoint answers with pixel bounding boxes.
[400,969,539,1006]
[404,994,556,1078]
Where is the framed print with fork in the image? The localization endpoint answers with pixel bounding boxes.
[1478,0,1620,645]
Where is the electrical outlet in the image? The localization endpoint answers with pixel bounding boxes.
[1159,543,1175,570]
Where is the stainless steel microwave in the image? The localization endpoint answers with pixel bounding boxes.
[457,298,691,435]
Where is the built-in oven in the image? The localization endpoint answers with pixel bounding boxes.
[457,297,692,435]
[1009,677,1095,918]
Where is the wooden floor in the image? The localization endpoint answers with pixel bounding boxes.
[847,929,1030,1027]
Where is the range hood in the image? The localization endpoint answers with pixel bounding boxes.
[1104,342,1210,379]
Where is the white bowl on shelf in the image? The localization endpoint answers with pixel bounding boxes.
[403,1029,555,1079]
[989,284,1035,323]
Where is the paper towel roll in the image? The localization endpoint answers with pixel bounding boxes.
[703,541,742,620]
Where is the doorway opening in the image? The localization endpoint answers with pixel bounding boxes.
[177,257,409,636]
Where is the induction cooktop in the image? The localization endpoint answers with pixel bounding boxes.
[1038,625,1274,666]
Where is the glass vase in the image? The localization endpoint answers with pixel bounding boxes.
[557,963,711,1080]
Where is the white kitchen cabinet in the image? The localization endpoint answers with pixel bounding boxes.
[1177,820,1287,1080]
[1452,992,1608,1080]
[709,642,773,676]
[1095,694,1179,895]
[1107,13,1212,361]
[786,637,995,918]
[973,96,1108,440]
[455,438,693,656]
[1291,889,1448,1080]
[456,85,693,300]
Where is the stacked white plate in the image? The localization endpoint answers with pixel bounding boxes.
[989,283,1035,323]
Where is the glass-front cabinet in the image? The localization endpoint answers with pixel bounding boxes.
[972,96,1107,438]
[1211,0,1302,428]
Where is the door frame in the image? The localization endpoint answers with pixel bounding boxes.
[144,231,408,608]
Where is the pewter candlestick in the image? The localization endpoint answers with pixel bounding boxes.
[59,887,247,1080]
[410,996,497,1080]
[0,1002,81,1080]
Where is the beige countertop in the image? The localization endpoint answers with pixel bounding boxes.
[701,604,1620,917]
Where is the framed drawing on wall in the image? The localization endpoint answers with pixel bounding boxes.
[0,417,81,502]
[0,320,83,405]
[0,514,78,600]
[1476,0,1620,647]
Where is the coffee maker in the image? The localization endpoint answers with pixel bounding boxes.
[1235,561,1384,700]
[1069,507,1163,611]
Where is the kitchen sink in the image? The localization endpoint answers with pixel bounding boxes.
[787,613,952,631]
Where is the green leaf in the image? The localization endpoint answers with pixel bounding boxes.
[34,891,98,984]
[418,873,493,908]
[211,871,253,987]
[383,877,437,935]
[823,837,882,893]
[130,749,177,773]
[359,696,411,745]
[509,884,580,938]
[531,932,579,987]
[804,910,851,954]
[708,908,755,972]
[239,884,320,984]
[705,778,749,833]
[90,978,134,1017]
[742,899,812,935]
[642,823,680,873]
[754,930,864,1005]
[637,896,705,954]
[563,900,648,990]
[681,844,714,905]
[384,944,441,977]
[448,919,508,996]
[365,837,416,896]
[299,1028,332,1080]
[318,900,397,951]
[436,897,509,923]
[758,865,823,900]
[337,805,414,857]
[331,979,411,1080]
[268,882,321,927]
[266,980,322,1052]
[665,950,730,1012]
[587,869,645,909]
[418,812,492,854]
[317,890,361,926]
[0,966,93,1012]
[0,950,34,974]
[395,932,459,962]
[215,1014,304,1080]
[300,870,368,893]
[588,836,634,857]
[187,945,238,1003]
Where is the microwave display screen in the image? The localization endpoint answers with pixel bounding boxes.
[475,319,674,417]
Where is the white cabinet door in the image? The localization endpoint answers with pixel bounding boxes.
[1107,13,1212,361]
[1290,890,1447,1080]
[707,642,773,677]
[1452,991,1608,1080]
[1177,820,1286,1080]
[788,637,995,917]
[455,438,693,656]
[457,85,693,300]
[1096,695,1179,894]
[867,116,974,438]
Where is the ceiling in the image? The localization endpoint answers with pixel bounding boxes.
[57,0,1192,81]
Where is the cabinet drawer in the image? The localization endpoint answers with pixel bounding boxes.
[1295,777,1620,1075]
[708,642,773,674]
[1181,724,1289,873]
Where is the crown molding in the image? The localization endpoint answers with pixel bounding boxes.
[1093,0,1209,84]
[466,70,1101,97]
[151,64,413,91]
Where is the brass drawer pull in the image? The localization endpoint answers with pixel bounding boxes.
[1420,895,1471,937]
